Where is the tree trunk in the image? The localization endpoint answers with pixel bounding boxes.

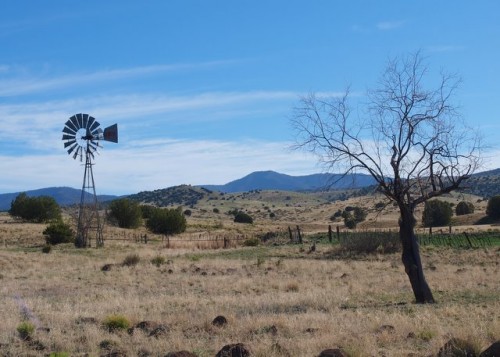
[399,206,435,303]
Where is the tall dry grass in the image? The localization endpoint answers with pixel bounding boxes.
[0,236,498,356]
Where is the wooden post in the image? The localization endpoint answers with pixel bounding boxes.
[336,225,340,241]
[449,225,452,234]
[288,226,293,242]
[296,225,302,244]
[224,237,228,249]
[328,225,333,243]
[429,226,432,236]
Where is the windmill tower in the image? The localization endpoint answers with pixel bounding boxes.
[62,114,118,248]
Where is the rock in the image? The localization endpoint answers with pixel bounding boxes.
[480,341,500,357]
[437,338,476,357]
[101,264,114,272]
[215,343,251,357]
[318,349,349,357]
[128,321,169,337]
[212,315,228,327]
[165,351,197,357]
[376,325,395,334]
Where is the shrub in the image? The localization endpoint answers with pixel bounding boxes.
[243,237,260,246]
[140,205,156,219]
[9,193,61,223]
[353,206,367,222]
[422,200,452,227]
[269,212,276,218]
[122,254,140,267]
[43,221,74,245]
[150,255,166,267]
[17,321,35,340]
[340,231,401,254]
[102,314,131,332]
[330,209,342,221]
[184,209,192,216]
[234,211,253,224]
[108,198,143,228]
[486,195,500,220]
[146,207,187,235]
[42,244,52,254]
[344,217,357,229]
[455,201,474,216]
[213,208,220,214]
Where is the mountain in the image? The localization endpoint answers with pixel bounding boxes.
[460,168,500,198]
[0,187,117,211]
[201,170,377,193]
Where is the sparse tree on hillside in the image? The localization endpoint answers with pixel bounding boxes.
[422,200,452,227]
[108,198,143,229]
[486,195,500,220]
[146,207,187,235]
[292,52,481,303]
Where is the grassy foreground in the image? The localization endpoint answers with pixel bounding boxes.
[0,238,498,356]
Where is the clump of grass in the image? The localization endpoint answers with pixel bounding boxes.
[122,254,140,267]
[16,321,35,340]
[285,282,299,292]
[42,244,52,254]
[102,314,131,332]
[243,237,260,246]
[49,353,70,357]
[150,255,166,267]
[416,328,436,341]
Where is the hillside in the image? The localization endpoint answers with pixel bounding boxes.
[201,170,376,193]
[459,168,500,198]
[0,187,117,211]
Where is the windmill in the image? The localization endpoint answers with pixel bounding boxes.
[62,113,118,247]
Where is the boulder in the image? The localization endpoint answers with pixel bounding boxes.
[480,341,500,357]
[437,338,476,357]
[215,343,251,357]
[318,349,349,357]
[212,315,228,327]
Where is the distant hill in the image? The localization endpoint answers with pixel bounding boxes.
[128,185,213,207]
[459,168,500,198]
[0,187,117,211]
[201,170,377,193]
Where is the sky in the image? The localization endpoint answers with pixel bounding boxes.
[1,1,499,195]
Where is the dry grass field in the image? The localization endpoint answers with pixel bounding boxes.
[0,192,499,356]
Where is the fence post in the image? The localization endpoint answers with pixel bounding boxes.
[296,225,302,244]
[224,237,228,249]
[336,225,340,241]
[429,227,432,236]
[288,226,293,242]
[449,225,452,234]
[328,225,333,243]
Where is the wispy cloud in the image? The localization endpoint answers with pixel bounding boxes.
[0,138,318,194]
[0,60,238,97]
[376,20,405,31]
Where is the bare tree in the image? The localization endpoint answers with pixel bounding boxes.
[292,52,482,303]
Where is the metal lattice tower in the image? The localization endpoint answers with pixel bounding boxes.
[62,113,118,248]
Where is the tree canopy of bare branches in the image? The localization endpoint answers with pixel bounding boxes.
[292,52,482,303]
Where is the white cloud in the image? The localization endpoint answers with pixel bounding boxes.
[0,138,318,195]
[376,20,405,31]
[0,60,238,97]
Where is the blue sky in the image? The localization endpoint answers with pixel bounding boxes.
[1,1,499,195]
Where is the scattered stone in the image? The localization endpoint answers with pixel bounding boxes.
[149,325,169,338]
[128,321,169,337]
[480,341,500,357]
[76,316,98,325]
[212,315,228,327]
[27,339,46,351]
[101,264,114,272]
[305,327,319,334]
[318,348,349,357]
[215,343,251,357]
[437,338,476,357]
[165,351,197,357]
[376,325,395,334]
